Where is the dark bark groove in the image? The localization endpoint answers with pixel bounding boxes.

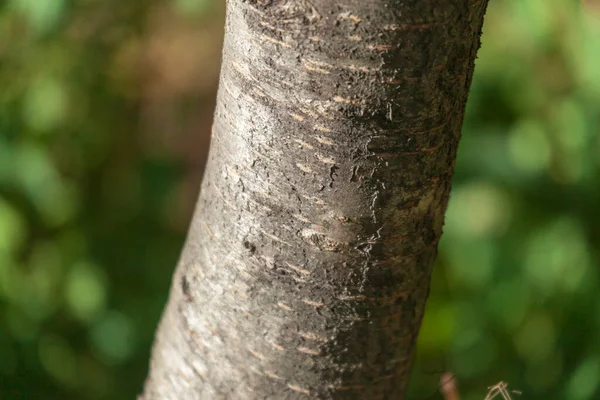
[142,0,488,399]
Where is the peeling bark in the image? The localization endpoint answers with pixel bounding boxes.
[142,0,488,399]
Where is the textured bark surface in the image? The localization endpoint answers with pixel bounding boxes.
[142,0,488,399]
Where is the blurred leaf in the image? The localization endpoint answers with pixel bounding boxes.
[23,75,68,133]
[508,119,551,176]
[65,261,108,322]
[511,0,554,47]
[39,334,78,387]
[15,143,78,226]
[91,311,136,364]
[173,0,212,16]
[10,0,65,34]
[525,217,591,295]
[553,98,589,152]
[445,182,512,238]
[443,237,496,290]
[0,197,26,254]
[26,241,63,319]
[565,356,600,400]
[514,311,556,365]
[577,13,600,99]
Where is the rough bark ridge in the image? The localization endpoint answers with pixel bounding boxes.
[142,0,488,398]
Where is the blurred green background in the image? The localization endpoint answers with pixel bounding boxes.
[1,0,599,399]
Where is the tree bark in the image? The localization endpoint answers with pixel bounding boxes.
[142,0,488,399]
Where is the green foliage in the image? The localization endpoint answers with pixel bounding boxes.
[412,1,600,398]
[0,0,216,398]
[1,0,599,399]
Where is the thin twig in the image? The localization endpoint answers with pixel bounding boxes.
[484,381,521,400]
[440,372,460,400]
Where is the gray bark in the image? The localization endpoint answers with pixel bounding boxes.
[142,0,488,399]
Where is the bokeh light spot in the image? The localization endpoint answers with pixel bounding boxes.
[508,119,550,175]
[514,311,556,365]
[91,311,136,364]
[566,356,600,400]
[0,198,26,254]
[38,334,78,387]
[66,262,108,322]
[525,218,591,295]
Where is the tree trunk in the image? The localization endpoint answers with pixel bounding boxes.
[142,0,488,399]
